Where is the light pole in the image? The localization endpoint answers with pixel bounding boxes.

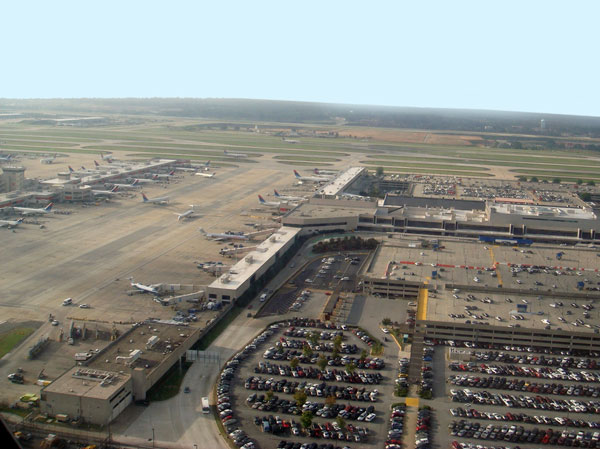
[152,427,155,448]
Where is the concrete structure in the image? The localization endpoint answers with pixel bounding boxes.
[1,166,25,192]
[40,367,132,426]
[207,226,301,302]
[314,167,366,198]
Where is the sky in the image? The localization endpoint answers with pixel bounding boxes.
[1,0,599,116]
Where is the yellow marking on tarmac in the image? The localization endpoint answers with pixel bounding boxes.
[390,329,403,350]
[489,246,503,286]
[405,397,420,407]
[417,287,428,321]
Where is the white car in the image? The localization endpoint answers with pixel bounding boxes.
[382,328,390,334]
[79,304,91,309]
[51,320,59,326]
[365,412,376,422]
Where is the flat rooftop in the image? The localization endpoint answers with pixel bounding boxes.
[87,321,195,377]
[43,366,130,400]
[383,195,486,211]
[491,203,596,220]
[315,167,365,196]
[209,226,301,291]
[285,201,376,221]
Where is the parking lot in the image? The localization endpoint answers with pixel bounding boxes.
[422,343,600,449]
[215,317,400,449]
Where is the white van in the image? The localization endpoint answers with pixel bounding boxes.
[259,293,267,302]
[62,298,73,306]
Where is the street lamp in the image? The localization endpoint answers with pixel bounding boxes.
[152,427,155,448]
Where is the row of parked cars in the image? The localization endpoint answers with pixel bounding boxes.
[450,406,600,429]
[450,388,600,414]
[415,407,432,449]
[449,362,600,382]
[245,377,379,401]
[253,361,384,384]
[266,420,370,443]
[276,338,359,355]
[449,375,600,397]
[283,327,344,340]
[385,404,406,449]
[472,351,599,369]
[450,420,600,447]
[442,340,599,357]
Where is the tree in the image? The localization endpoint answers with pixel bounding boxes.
[335,416,346,430]
[579,192,592,202]
[376,166,384,177]
[300,410,313,429]
[552,177,561,184]
[317,355,328,371]
[530,176,539,182]
[333,335,343,352]
[294,389,307,408]
[577,179,584,185]
[587,180,596,186]
[325,395,336,406]
[302,345,313,358]
[382,318,391,326]
[517,175,527,182]
[290,357,299,369]
[332,349,339,360]
[345,362,356,374]
[359,349,368,361]
[266,390,274,401]
[308,331,319,346]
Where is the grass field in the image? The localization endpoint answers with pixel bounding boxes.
[274,155,340,162]
[0,327,35,359]
[276,160,333,167]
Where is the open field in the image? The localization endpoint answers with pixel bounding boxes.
[0,327,35,359]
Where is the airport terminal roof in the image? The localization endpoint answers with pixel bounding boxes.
[43,366,131,400]
[491,203,596,220]
[315,167,366,197]
[383,195,486,211]
[209,226,301,291]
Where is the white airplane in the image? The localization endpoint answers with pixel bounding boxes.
[100,152,114,162]
[40,153,57,164]
[293,170,333,182]
[14,202,53,215]
[151,170,176,179]
[0,154,13,162]
[133,177,160,184]
[175,206,198,221]
[175,167,198,173]
[314,168,338,176]
[258,195,285,208]
[190,161,212,171]
[91,186,119,196]
[282,138,299,144]
[112,180,140,190]
[129,277,159,294]
[273,190,305,202]
[0,218,23,228]
[141,192,169,204]
[224,149,248,158]
[195,172,215,178]
[199,228,248,241]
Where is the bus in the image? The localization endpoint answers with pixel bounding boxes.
[201,397,210,414]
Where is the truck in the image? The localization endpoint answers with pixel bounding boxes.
[74,352,92,361]
[62,298,72,306]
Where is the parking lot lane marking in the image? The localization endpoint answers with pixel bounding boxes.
[417,288,428,321]
[390,329,403,350]
[489,246,503,287]
[405,397,419,407]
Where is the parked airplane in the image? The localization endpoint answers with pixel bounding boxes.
[198,228,248,241]
[133,177,159,184]
[112,179,140,190]
[282,138,299,144]
[175,167,198,172]
[224,149,248,158]
[151,170,175,179]
[100,152,114,162]
[0,218,23,228]
[314,168,338,176]
[141,192,169,204]
[190,161,212,171]
[129,277,159,294]
[0,154,13,162]
[40,153,57,164]
[258,195,285,208]
[92,186,119,196]
[13,203,53,215]
[195,172,215,178]
[273,190,305,202]
[293,170,332,182]
[175,206,198,221]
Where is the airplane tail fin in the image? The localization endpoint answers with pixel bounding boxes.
[131,179,138,186]
[94,160,99,167]
[206,160,210,166]
[198,227,206,235]
[258,195,266,203]
[293,170,301,178]
[314,168,319,174]
[16,218,23,224]
[111,186,119,193]
[169,170,175,175]
[68,166,74,172]
[274,190,280,197]
[44,203,53,212]
[142,193,148,202]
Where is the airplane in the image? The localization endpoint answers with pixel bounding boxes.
[133,177,160,184]
[0,154,13,162]
[141,192,169,204]
[175,206,198,221]
[195,172,215,178]
[112,179,140,190]
[199,228,248,241]
[273,190,305,202]
[282,138,299,144]
[293,170,333,182]
[175,167,198,172]
[13,202,53,215]
[224,149,248,158]
[129,277,159,294]
[314,168,338,176]
[258,195,285,208]
[91,186,119,196]
[190,160,212,171]
[0,218,23,228]
[151,170,176,179]
[100,152,114,162]
[40,153,57,164]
